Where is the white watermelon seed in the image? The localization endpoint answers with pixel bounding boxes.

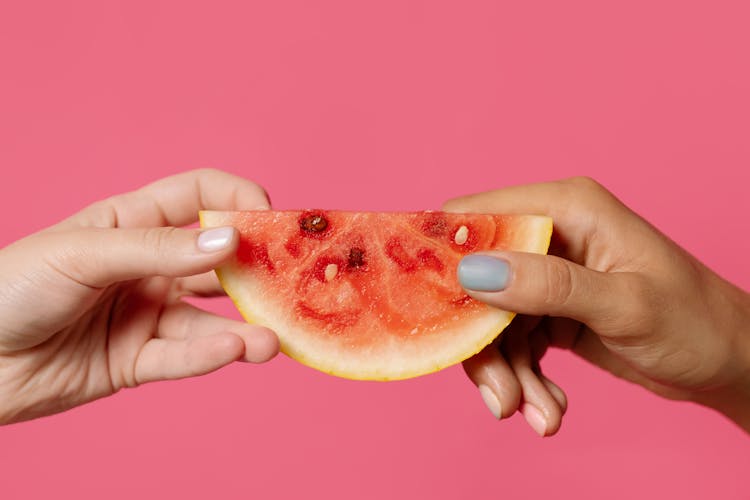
[454,225,469,245]
[324,263,339,281]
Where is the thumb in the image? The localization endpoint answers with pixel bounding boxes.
[46,225,239,288]
[457,252,636,332]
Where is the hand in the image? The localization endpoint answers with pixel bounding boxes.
[0,169,279,425]
[445,177,750,436]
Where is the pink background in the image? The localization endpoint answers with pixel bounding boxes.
[1,1,749,498]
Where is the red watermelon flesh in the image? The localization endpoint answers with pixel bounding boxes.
[200,210,552,380]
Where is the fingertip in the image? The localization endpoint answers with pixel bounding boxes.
[545,412,563,437]
[240,182,272,211]
[458,254,511,293]
[197,226,239,254]
[541,375,568,415]
[478,384,503,420]
[463,343,523,419]
[237,326,280,363]
[521,403,549,437]
[258,186,272,210]
[521,398,564,437]
[207,332,246,364]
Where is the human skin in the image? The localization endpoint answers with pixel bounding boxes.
[447,177,750,436]
[0,169,279,425]
[2,172,747,433]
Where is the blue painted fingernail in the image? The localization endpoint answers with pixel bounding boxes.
[458,255,510,292]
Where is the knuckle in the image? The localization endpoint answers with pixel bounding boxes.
[542,259,576,309]
[142,227,179,259]
[39,230,102,287]
[72,197,121,228]
[562,176,610,203]
[564,175,603,191]
[249,182,270,204]
[560,176,620,219]
[47,236,85,277]
[440,199,455,211]
[195,167,223,178]
[440,197,465,212]
[574,176,622,203]
[441,193,483,213]
[186,167,226,187]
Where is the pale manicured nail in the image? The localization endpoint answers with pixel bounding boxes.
[478,384,502,420]
[458,255,510,292]
[197,227,235,252]
[522,404,548,437]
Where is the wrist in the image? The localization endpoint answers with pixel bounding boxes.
[696,289,750,433]
[698,378,750,434]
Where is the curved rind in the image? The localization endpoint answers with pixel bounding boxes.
[200,210,552,381]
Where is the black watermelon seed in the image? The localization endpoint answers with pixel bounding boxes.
[300,214,329,233]
[348,247,366,268]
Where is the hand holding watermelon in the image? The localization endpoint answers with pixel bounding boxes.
[447,177,750,436]
[0,169,280,424]
[1,171,748,435]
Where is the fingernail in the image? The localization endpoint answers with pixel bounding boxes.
[197,227,235,252]
[478,384,502,419]
[458,255,510,292]
[522,404,548,437]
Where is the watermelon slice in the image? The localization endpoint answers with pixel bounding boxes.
[200,210,552,380]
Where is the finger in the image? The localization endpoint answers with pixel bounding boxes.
[56,168,271,230]
[133,333,244,385]
[43,225,240,288]
[536,317,677,398]
[531,318,568,413]
[158,302,279,363]
[172,271,226,298]
[504,326,565,437]
[463,341,522,420]
[442,177,623,263]
[528,321,550,368]
[540,375,568,414]
[457,251,642,336]
[526,320,568,412]
[463,315,539,419]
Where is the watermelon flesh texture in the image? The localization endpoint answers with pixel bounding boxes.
[200,210,552,381]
